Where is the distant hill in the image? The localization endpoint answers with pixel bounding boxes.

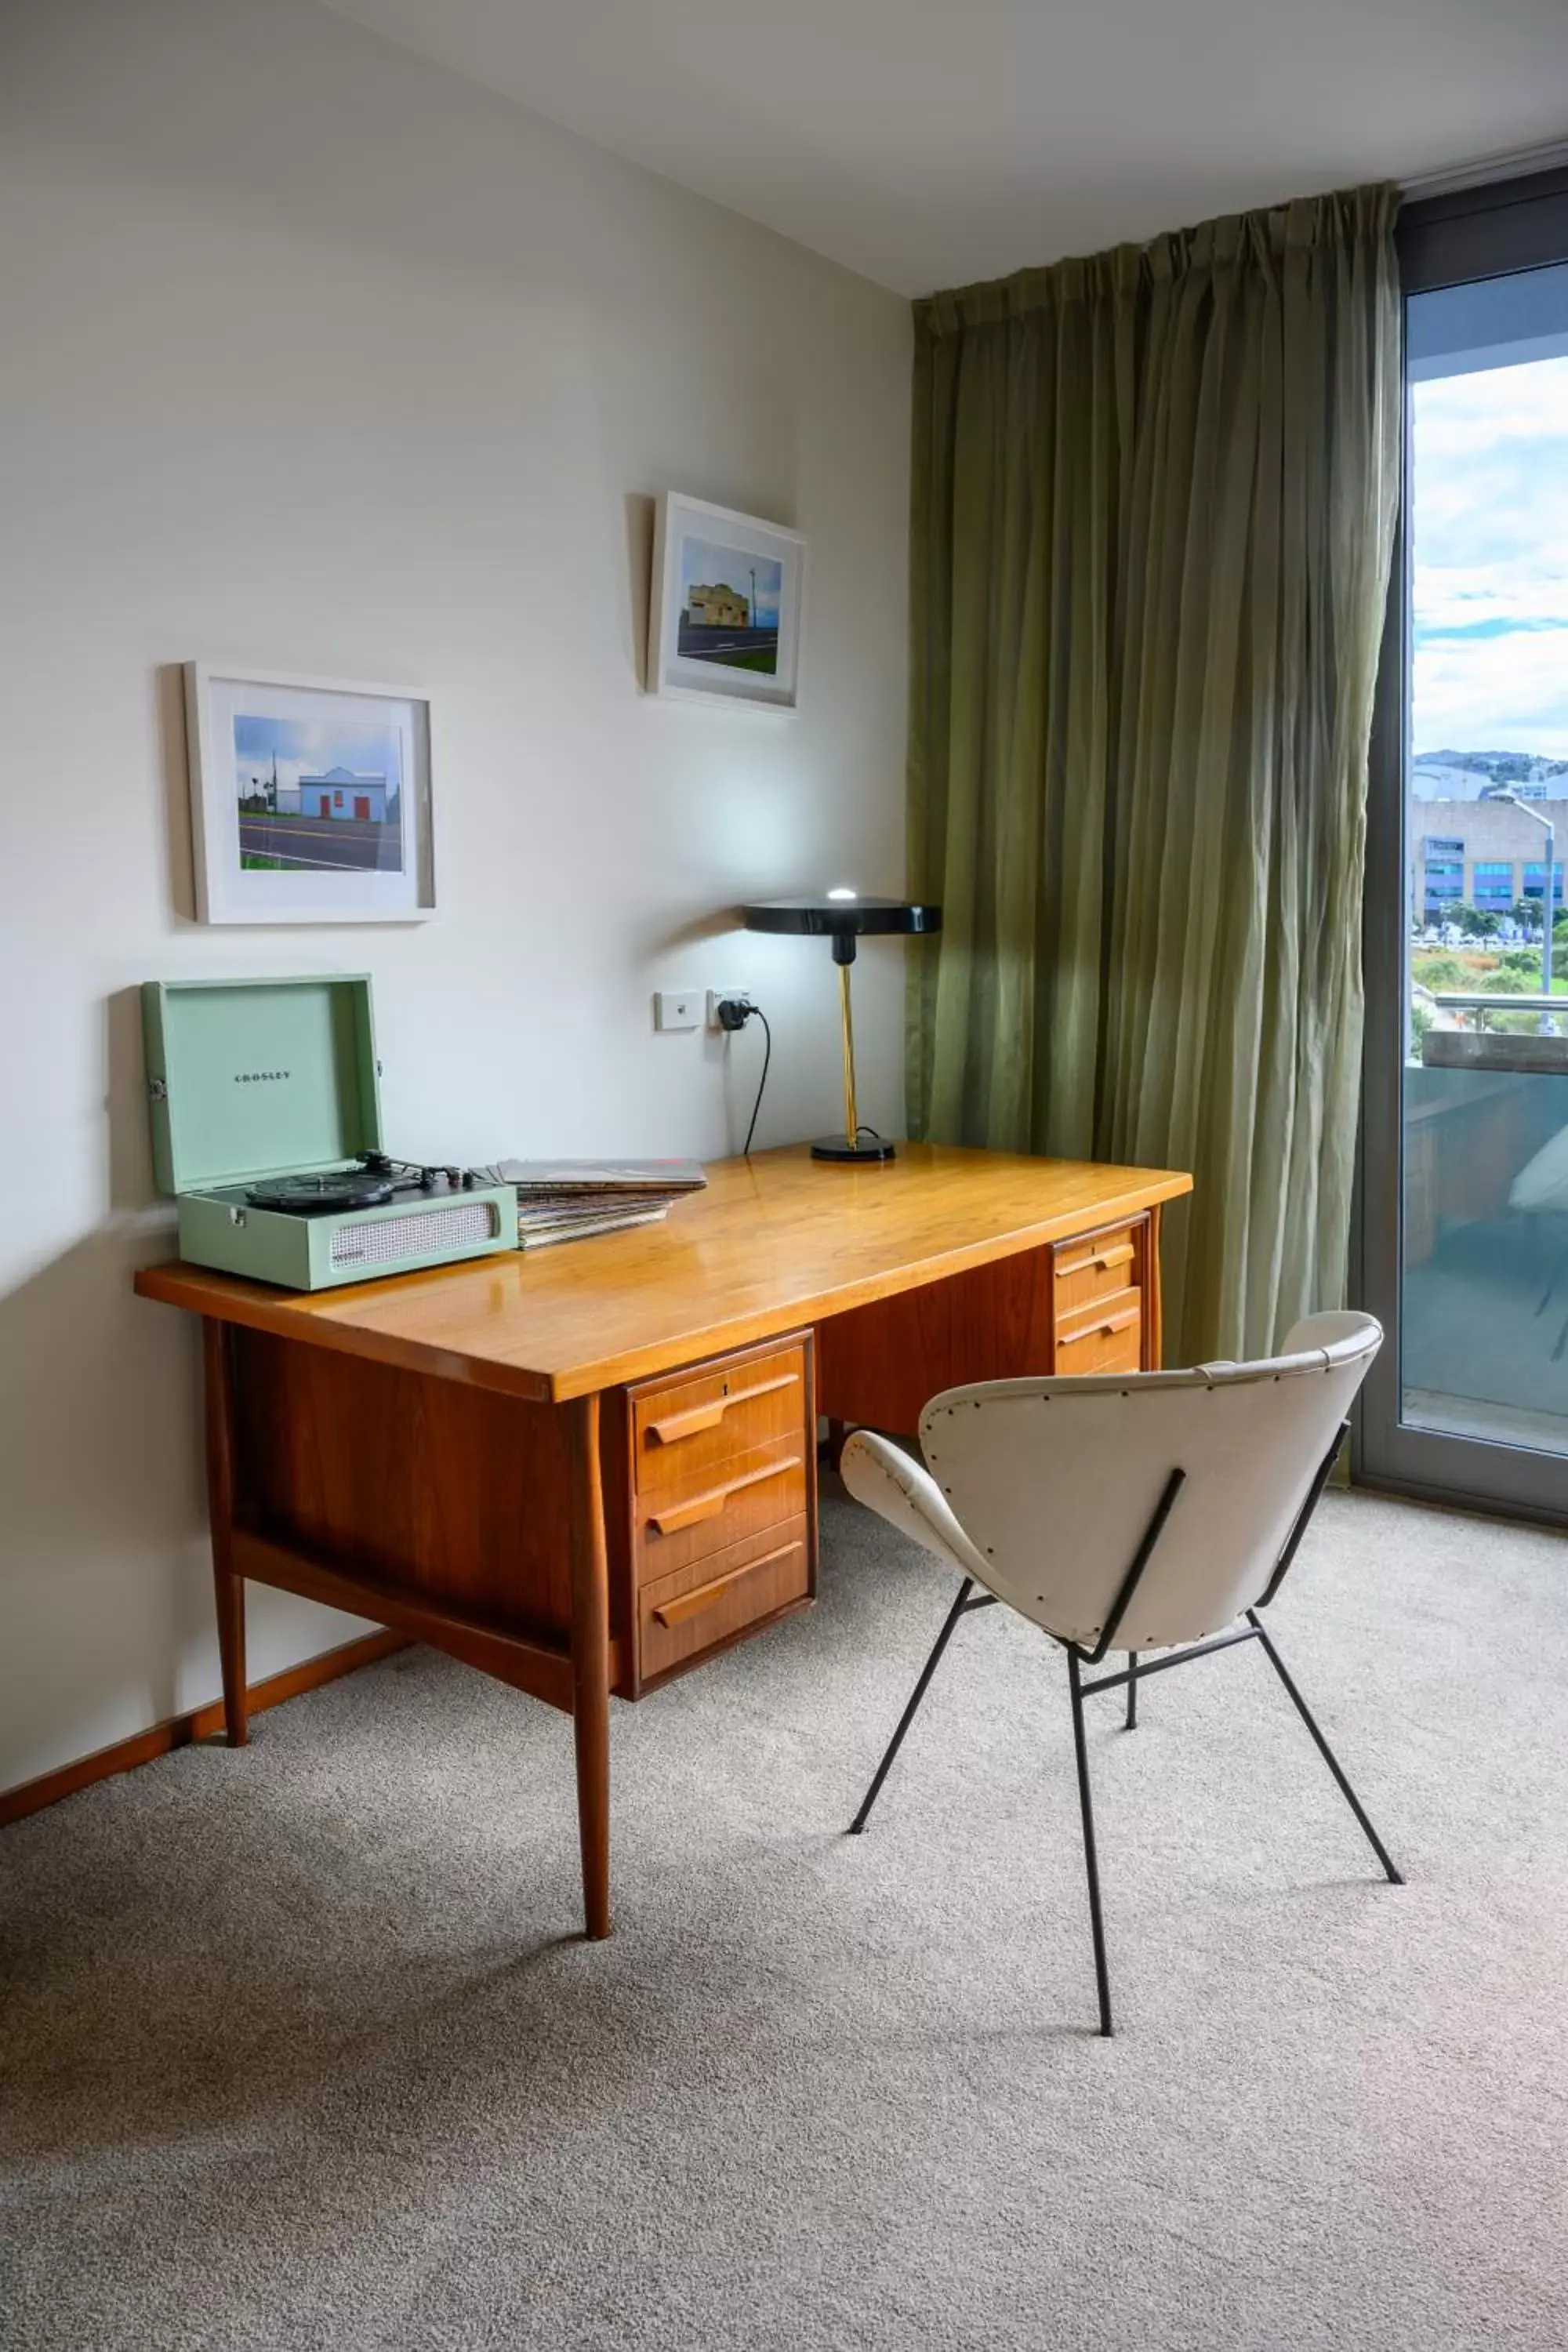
[1412,750,1568,800]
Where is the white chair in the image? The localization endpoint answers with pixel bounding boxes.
[840,1311,1400,2036]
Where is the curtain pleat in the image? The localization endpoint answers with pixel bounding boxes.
[907,187,1400,1363]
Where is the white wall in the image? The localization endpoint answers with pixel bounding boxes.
[0,0,910,1795]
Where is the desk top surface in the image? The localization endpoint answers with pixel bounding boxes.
[135,1143,1192,1403]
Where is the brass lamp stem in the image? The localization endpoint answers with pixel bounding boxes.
[838,961,858,1149]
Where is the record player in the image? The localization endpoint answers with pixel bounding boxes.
[142,975,517,1290]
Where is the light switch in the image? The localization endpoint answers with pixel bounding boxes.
[654,990,700,1032]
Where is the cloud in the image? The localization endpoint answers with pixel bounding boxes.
[1414,623,1568,759]
[1411,354,1568,756]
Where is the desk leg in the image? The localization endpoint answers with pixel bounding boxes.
[566,1392,611,1940]
[201,1319,249,1748]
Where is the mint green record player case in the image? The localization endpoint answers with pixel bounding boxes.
[142,975,517,1290]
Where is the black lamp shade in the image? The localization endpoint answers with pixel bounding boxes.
[741,896,942,962]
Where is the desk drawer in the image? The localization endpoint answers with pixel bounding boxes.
[1052,1218,1145,1323]
[633,1338,808,1497]
[1054,1287,1143,1375]
[638,1515,812,1685]
[634,1435,808,1581]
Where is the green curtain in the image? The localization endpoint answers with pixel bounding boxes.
[907,186,1401,1364]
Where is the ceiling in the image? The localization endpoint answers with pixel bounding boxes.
[319,0,1568,296]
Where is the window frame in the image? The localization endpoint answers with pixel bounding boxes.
[1356,164,1568,1523]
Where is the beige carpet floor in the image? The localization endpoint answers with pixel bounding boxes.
[3,1485,1567,2351]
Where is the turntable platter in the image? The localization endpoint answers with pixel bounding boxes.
[244,1171,397,1213]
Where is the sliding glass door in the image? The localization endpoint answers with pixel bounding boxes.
[1360,168,1568,1515]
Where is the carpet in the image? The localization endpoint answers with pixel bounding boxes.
[3,1486,1567,2351]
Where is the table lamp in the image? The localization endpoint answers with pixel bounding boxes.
[740,891,942,1162]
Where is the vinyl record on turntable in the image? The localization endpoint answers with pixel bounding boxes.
[245,1171,397,1212]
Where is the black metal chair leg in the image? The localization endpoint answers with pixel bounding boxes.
[1067,1650,1114,2036]
[1125,1652,1138,1730]
[1245,1610,1403,1884]
[849,1577,974,1834]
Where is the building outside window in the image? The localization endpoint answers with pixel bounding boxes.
[1412,811,1568,916]
[1472,860,1517,907]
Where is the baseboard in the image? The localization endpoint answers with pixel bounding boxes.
[0,1628,410,1830]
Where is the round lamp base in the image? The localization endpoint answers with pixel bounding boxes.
[811,1135,897,1163]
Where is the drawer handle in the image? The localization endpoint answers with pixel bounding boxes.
[1056,1241,1134,1279]
[647,1454,804,1537]
[645,1370,799,1446]
[1063,1301,1140,1343]
[652,1539,803,1629]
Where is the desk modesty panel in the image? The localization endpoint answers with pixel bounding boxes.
[134,1143,1193,1399]
[135,1143,1193,1940]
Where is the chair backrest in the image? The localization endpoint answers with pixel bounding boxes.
[916,1312,1381,1652]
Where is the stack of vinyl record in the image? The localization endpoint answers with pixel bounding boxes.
[482,1160,707,1250]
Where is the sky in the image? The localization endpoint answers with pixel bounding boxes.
[679,535,782,626]
[1411,352,1568,760]
[231,713,403,804]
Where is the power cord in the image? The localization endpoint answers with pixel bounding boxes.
[717,997,771,1156]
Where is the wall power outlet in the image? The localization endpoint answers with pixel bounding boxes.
[653,990,701,1031]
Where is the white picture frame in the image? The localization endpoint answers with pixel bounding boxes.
[183,662,436,925]
[647,494,805,712]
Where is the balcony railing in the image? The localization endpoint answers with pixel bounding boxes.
[1420,990,1567,1069]
[1428,990,1559,1029]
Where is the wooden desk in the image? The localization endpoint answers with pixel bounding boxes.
[135,1143,1191,1938]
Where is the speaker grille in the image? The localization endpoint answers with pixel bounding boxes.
[330,1201,500,1271]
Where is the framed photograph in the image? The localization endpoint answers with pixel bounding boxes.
[647,494,805,712]
[183,663,435,924]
